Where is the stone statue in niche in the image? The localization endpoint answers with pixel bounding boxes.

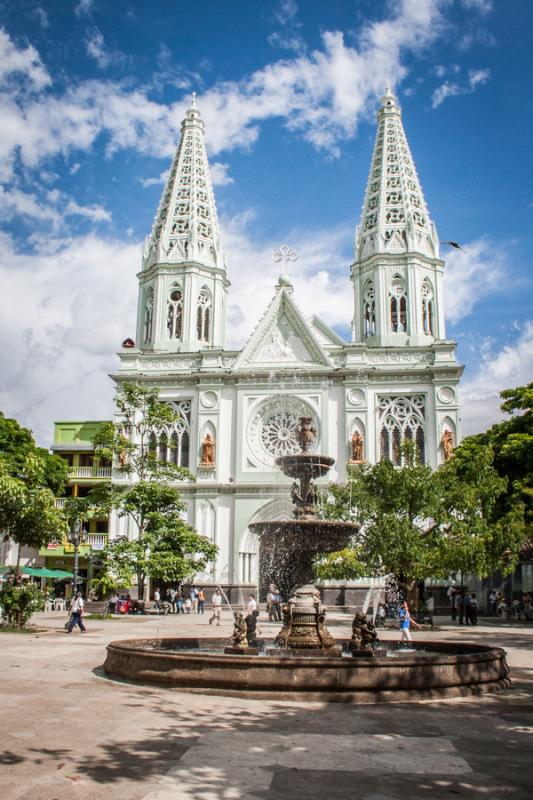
[200,432,215,466]
[441,429,454,461]
[349,430,364,463]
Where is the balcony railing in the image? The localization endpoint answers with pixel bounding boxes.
[54,498,66,509]
[85,533,108,549]
[69,467,112,479]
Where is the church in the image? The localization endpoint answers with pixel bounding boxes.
[110,87,463,596]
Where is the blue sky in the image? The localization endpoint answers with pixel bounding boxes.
[0,0,531,444]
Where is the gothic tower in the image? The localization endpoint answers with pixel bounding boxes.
[136,97,230,353]
[351,87,445,347]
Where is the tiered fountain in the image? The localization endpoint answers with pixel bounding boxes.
[249,417,356,654]
[103,418,510,702]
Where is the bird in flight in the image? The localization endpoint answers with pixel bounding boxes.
[441,241,466,252]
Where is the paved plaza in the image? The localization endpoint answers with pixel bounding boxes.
[1,611,532,799]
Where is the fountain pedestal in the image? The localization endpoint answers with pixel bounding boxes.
[250,417,358,653]
[274,584,341,653]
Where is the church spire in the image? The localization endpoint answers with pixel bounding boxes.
[354,87,439,262]
[143,96,226,272]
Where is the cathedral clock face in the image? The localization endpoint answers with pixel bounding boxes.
[247,397,319,468]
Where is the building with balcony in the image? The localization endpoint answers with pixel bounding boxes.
[38,421,112,586]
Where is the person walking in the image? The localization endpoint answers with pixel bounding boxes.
[457,590,465,625]
[168,587,176,613]
[398,600,420,643]
[67,591,86,634]
[470,592,478,625]
[464,592,472,625]
[154,587,161,612]
[175,589,184,614]
[191,587,199,614]
[198,587,205,614]
[246,593,257,617]
[266,586,276,621]
[488,589,498,616]
[424,592,435,630]
[447,585,457,622]
[209,589,222,626]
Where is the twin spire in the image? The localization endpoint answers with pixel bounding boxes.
[143,95,226,272]
[355,86,439,262]
[143,86,438,275]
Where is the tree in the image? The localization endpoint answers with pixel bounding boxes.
[0,454,67,573]
[93,383,217,598]
[0,412,68,494]
[0,581,46,629]
[316,442,526,605]
[458,382,532,538]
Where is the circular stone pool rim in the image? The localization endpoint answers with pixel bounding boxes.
[103,637,510,703]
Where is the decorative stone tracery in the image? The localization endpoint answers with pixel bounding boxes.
[247,397,319,468]
[378,395,425,465]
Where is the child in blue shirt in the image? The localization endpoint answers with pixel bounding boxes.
[399,600,420,642]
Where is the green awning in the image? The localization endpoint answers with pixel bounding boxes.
[47,569,75,579]
[0,566,74,578]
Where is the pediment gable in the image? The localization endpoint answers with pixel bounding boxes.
[235,287,332,370]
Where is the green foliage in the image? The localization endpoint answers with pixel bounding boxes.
[93,384,192,483]
[103,507,217,590]
[90,572,127,600]
[458,382,532,537]
[318,438,527,596]
[0,412,68,494]
[91,383,213,597]
[0,581,46,629]
[0,454,67,554]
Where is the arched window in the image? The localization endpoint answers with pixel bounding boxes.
[363,281,376,337]
[143,287,154,344]
[378,395,425,465]
[421,280,434,336]
[167,286,183,340]
[197,288,211,342]
[390,277,407,333]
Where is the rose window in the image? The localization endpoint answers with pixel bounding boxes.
[260,412,301,457]
[247,398,319,468]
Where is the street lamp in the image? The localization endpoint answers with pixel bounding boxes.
[68,519,85,597]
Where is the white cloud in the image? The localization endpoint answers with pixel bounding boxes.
[432,67,490,108]
[139,168,169,188]
[210,162,234,186]
[460,0,492,13]
[273,0,299,26]
[221,212,353,348]
[460,322,533,435]
[69,163,81,175]
[34,8,49,29]
[64,199,111,222]
[0,27,51,90]
[75,0,94,17]
[443,238,507,324]
[0,233,138,445]
[0,1,448,181]
[0,185,111,228]
[85,28,125,70]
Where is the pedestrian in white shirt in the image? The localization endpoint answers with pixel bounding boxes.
[246,594,257,617]
[209,590,223,626]
[67,592,86,633]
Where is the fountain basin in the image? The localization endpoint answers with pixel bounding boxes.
[103,637,510,703]
[250,518,356,554]
[275,453,335,479]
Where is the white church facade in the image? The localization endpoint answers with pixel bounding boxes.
[110,89,463,597]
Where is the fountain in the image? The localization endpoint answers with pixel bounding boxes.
[103,417,511,702]
[249,416,357,654]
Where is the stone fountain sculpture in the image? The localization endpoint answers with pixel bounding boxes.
[250,417,358,652]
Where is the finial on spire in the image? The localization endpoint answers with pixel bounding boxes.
[191,91,197,110]
[273,244,298,271]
